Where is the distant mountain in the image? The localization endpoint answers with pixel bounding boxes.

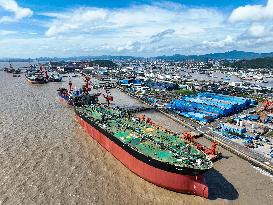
[35,55,144,62]
[0,58,33,62]
[155,50,273,61]
[2,50,273,62]
[223,57,273,69]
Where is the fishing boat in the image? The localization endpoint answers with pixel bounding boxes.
[49,73,62,82]
[12,74,20,77]
[13,69,21,74]
[58,88,101,107]
[57,76,100,107]
[25,65,49,84]
[75,105,213,198]
[26,73,47,84]
[6,64,15,73]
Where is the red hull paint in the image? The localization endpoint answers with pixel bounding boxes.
[76,115,209,198]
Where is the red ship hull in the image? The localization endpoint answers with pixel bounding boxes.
[76,115,209,198]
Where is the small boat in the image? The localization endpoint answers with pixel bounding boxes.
[13,69,21,74]
[7,68,15,73]
[49,73,62,82]
[6,63,15,73]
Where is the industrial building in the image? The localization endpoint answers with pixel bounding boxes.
[166,92,257,123]
[145,81,179,91]
[221,123,247,135]
[119,79,143,86]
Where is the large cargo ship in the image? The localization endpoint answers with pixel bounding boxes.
[75,105,213,198]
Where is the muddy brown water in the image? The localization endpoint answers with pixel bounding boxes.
[0,72,272,205]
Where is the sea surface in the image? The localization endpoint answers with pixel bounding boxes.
[0,69,273,204]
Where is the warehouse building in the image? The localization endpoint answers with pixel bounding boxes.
[221,123,246,135]
[166,92,256,123]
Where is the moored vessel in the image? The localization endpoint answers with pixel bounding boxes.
[49,73,62,82]
[75,105,213,198]
[25,65,48,84]
[57,76,100,107]
[26,73,47,84]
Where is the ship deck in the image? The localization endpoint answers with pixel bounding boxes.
[76,105,212,171]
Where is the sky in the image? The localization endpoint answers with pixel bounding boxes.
[0,0,272,58]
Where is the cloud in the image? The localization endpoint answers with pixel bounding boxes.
[0,0,33,23]
[202,35,234,49]
[248,24,267,37]
[229,0,273,22]
[0,30,16,35]
[153,1,185,10]
[39,4,227,56]
[117,41,142,52]
[237,24,273,40]
[6,2,273,57]
[150,29,175,43]
[45,8,108,36]
[44,5,223,38]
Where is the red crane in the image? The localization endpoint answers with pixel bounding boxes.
[68,78,73,92]
[40,65,49,80]
[262,100,273,111]
[140,114,146,121]
[84,75,91,93]
[146,117,155,125]
[103,89,113,107]
[182,131,195,143]
[182,131,218,159]
[44,70,49,80]
[204,142,217,156]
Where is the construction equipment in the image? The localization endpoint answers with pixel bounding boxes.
[262,101,273,111]
[182,132,220,161]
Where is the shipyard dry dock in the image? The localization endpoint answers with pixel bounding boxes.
[0,72,272,205]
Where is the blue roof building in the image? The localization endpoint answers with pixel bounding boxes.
[166,92,255,123]
[221,123,246,135]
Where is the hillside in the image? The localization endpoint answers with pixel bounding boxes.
[223,57,273,69]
